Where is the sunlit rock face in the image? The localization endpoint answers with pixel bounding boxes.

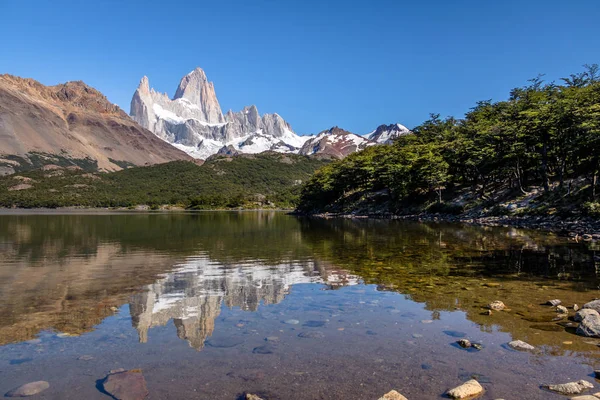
[129,256,359,350]
[130,68,309,159]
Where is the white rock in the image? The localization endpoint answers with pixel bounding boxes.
[487,300,506,311]
[446,379,484,399]
[5,381,50,397]
[575,309,600,322]
[508,340,535,351]
[378,390,408,400]
[543,380,594,395]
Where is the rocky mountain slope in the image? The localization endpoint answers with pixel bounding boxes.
[130,68,310,159]
[0,74,191,174]
[366,123,411,144]
[299,127,374,158]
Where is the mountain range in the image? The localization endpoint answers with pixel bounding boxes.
[130,67,410,160]
[0,68,410,175]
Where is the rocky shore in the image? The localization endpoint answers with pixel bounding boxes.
[309,212,600,239]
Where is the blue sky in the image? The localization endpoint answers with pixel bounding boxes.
[1,0,598,135]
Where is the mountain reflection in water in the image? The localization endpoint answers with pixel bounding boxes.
[130,257,359,350]
[0,211,598,356]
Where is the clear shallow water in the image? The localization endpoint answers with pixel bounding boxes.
[0,211,599,399]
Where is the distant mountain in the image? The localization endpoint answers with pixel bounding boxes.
[0,74,191,175]
[365,123,411,144]
[130,68,310,159]
[299,127,374,158]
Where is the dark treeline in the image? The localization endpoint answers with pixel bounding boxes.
[298,65,600,216]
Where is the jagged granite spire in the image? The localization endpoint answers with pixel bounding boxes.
[173,67,224,124]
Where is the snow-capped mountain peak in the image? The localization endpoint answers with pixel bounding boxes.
[130,67,310,160]
[365,123,411,144]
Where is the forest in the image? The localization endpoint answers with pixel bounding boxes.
[0,153,328,209]
[298,65,600,217]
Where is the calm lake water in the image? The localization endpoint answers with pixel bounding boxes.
[0,211,599,399]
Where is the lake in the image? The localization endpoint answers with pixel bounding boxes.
[0,211,599,399]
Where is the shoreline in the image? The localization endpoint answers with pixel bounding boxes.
[304,212,600,239]
[1,207,599,239]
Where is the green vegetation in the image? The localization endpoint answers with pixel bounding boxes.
[0,152,99,174]
[298,65,600,216]
[0,153,328,209]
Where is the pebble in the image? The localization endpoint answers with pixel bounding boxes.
[446,379,484,399]
[574,304,580,311]
[246,394,264,400]
[252,345,274,354]
[265,336,279,342]
[457,339,472,348]
[378,390,408,400]
[5,381,50,397]
[421,320,433,324]
[78,355,94,361]
[284,319,300,325]
[508,340,535,351]
[103,369,148,400]
[303,320,326,327]
[297,331,325,339]
[543,380,594,395]
[488,301,506,311]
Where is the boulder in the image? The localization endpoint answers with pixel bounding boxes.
[508,340,535,351]
[543,380,594,395]
[103,369,148,400]
[575,309,600,322]
[5,381,50,397]
[378,390,408,400]
[583,300,600,313]
[446,379,484,399]
[577,314,600,337]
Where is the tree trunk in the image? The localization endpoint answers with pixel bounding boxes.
[541,141,550,193]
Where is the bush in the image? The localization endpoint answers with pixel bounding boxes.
[583,202,600,217]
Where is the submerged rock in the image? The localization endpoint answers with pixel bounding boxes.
[542,380,594,395]
[575,309,600,322]
[5,381,50,397]
[488,301,506,311]
[508,340,535,351]
[446,379,484,399]
[577,314,600,337]
[103,369,148,400]
[378,390,408,400]
[297,331,325,339]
